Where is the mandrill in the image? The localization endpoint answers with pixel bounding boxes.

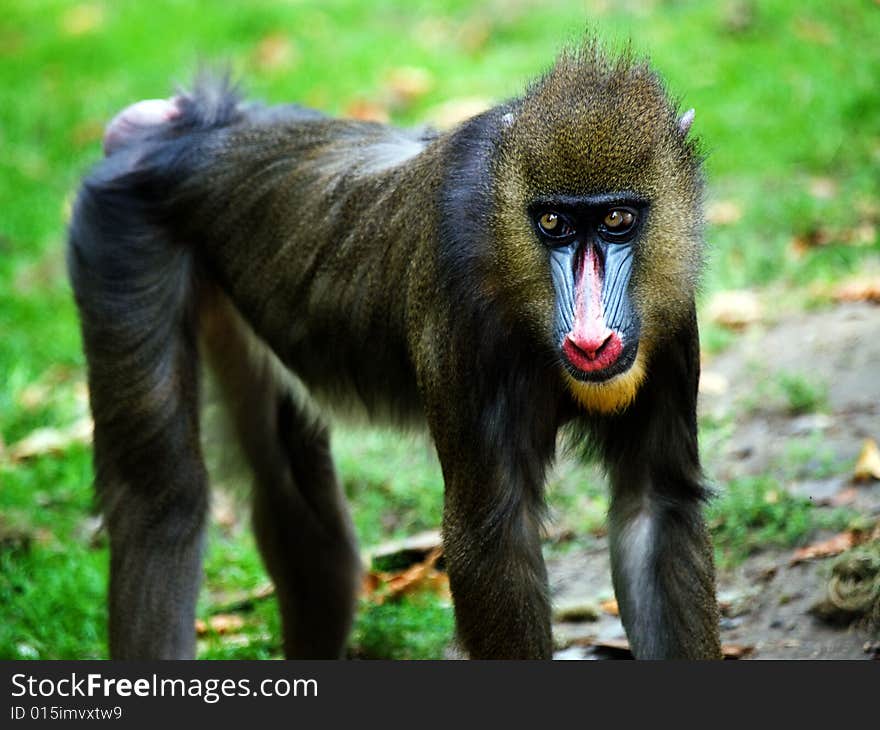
[68,40,721,659]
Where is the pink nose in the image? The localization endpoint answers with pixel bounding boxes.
[567,332,613,360]
[562,331,623,373]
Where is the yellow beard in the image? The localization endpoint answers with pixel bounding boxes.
[564,345,649,414]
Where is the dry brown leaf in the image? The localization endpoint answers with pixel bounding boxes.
[788,228,833,258]
[706,200,742,226]
[706,289,762,330]
[362,547,448,604]
[853,438,880,482]
[791,225,876,259]
[790,531,859,565]
[196,614,245,636]
[386,66,433,105]
[344,99,389,123]
[7,418,93,462]
[361,571,382,597]
[722,643,755,659]
[253,33,298,71]
[424,97,491,130]
[599,598,619,616]
[208,614,245,634]
[833,277,880,305]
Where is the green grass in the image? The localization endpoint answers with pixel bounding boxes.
[738,368,830,417]
[2,0,878,659]
[709,475,855,567]
[351,595,456,660]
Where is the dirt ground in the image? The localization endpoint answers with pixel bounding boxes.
[549,301,880,659]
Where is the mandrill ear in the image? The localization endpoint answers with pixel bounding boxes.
[677,108,695,136]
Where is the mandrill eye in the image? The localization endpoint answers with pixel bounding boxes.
[598,207,638,242]
[536,211,575,241]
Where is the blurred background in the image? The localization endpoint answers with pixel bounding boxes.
[1,0,878,659]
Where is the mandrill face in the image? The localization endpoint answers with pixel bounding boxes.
[489,53,704,414]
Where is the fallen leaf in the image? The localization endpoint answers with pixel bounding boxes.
[721,643,755,659]
[386,66,433,106]
[362,546,449,604]
[853,438,880,482]
[788,228,833,258]
[790,531,859,565]
[203,614,245,635]
[706,289,762,330]
[791,225,876,259]
[384,546,443,595]
[599,598,619,616]
[7,418,93,462]
[833,277,880,305]
[706,200,742,226]
[344,99,389,123]
[424,97,491,130]
[253,33,298,71]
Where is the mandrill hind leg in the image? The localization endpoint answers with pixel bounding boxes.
[202,293,361,658]
[69,216,208,658]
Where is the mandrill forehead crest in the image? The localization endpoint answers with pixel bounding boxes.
[495,43,701,197]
